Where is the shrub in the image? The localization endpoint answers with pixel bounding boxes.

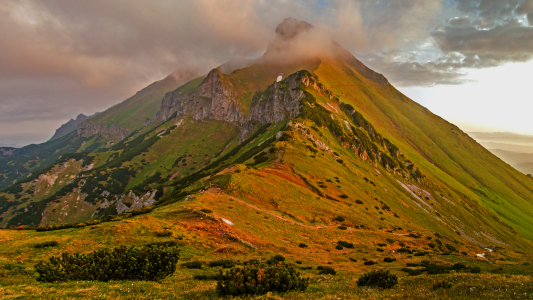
[340,194,348,199]
[34,245,179,282]
[36,223,73,232]
[318,266,336,275]
[377,243,387,247]
[377,248,384,252]
[146,241,178,248]
[155,229,173,237]
[338,241,354,248]
[384,257,396,263]
[200,208,213,213]
[355,200,364,204]
[333,216,345,222]
[338,226,347,230]
[451,263,466,270]
[401,268,424,276]
[349,258,358,262]
[209,259,236,269]
[399,242,406,247]
[470,266,481,273]
[182,261,202,269]
[298,243,308,248]
[193,274,217,280]
[266,255,286,265]
[216,262,309,296]
[336,245,343,250]
[433,280,452,290]
[357,269,398,288]
[364,261,377,266]
[34,241,59,249]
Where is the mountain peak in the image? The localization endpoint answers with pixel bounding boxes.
[275,18,313,40]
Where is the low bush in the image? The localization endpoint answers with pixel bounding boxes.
[209,259,236,269]
[355,200,364,204]
[451,263,466,270]
[215,262,309,296]
[364,261,377,266]
[199,208,213,213]
[433,280,452,290]
[35,245,179,282]
[146,241,178,248]
[470,266,481,273]
[401,268,424,276]
[182,261,202,269]
[338,241,354,248]
[155,229,173,237]
[357,269,398,288]
[349,258,358,262]
[34,241,59,249]
[318,266,336,275]
[383,257,396,263]
[193,274,217,280]
[336,245,343,250]
[298,243,308,248]
[333,216,345,222]
[377,243,387,247]
[377,248,384,252]
[338,226,347,230]
[339,194,349,199]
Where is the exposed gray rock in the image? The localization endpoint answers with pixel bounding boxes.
[77,121,130,140]
[156,69,244,124]
[50,113,90,141]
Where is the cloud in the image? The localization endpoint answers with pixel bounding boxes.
[2,0,533,145]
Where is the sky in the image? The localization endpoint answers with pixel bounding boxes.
[1,0,533,147]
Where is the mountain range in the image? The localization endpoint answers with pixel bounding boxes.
[1,18,533,298]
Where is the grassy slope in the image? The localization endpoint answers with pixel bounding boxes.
[1,61,533,298]
[313,59,533,241]
[88,75,183,131]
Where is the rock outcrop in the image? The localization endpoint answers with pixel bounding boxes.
[240,71,309,141]
[156,69,244,124]
[50,113,90,141]
[77,121,129,140]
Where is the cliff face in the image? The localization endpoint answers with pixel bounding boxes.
[77,121,129,140]
[240,72,309,141]
[156,69,244,123]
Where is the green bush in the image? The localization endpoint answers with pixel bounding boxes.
[182,261,202,269]
[298,243,308,248]
[215,262,309,296]
[339,194,348,199]
[318,266,336,275]
[357,269,398,288]
[349,258,358,262]
[383,257,396,263]
[451,263,466,270]
[355,200,364,204]
[34,245,179,282]
[266,255,286,265]
[338,226,347,230]
[364,261,377,266]
[333,216,345,222]
[200,208,213,213]
[377,243,387,247]
[433,280,452,290]
[401,268,424,276]
[209,259,236,269]
[470,266,481,273]
[34,241,59,249]
[336,245,343,250]
[338,241,354,248]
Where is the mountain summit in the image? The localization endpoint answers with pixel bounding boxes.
[1,21,533,297]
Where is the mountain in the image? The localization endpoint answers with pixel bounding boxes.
[1,18,533,298]
[48,113,92,141]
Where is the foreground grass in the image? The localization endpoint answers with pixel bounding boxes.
[1,268,533,299]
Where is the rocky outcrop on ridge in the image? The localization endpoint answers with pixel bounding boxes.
[77,121,129,140]
[156,69,244,124]
[50,114,90,141]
